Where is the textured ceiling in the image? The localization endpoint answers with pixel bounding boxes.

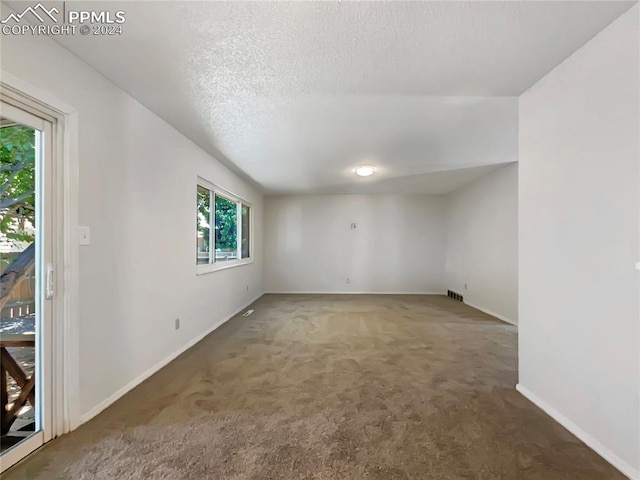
[44,1,634,194]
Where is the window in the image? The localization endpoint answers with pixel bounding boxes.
[196,181,252,270]
[196,186,211,265]
[214,194,237,262]
[241,204,250,259]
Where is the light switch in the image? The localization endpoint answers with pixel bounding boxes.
[79,226,91,245]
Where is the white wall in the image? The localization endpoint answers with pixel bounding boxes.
[444,164,518,324]
[519,5,639,478]
[1,7,264,421]
[264,195,445,294]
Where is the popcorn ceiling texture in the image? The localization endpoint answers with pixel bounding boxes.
[4,295,625,479]
[49,1,634,193]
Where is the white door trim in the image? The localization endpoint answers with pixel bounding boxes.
[1,72,81,437]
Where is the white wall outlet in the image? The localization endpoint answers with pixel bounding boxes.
[175,318,180,330]
[79,226,91,245]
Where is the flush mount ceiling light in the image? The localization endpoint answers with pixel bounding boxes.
[353,166,376,177]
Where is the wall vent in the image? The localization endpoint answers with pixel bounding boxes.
[447,290,464,302]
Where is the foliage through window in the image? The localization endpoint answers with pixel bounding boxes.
[241,204,250,259]
[214,195,237,262]
[1,124,36,270]
[196,186,210,265]
[196,183,251,267]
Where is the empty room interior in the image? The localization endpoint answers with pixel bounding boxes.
[0,0,639,479]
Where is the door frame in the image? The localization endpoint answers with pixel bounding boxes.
[1,72,80,469]
[0,102,52,470]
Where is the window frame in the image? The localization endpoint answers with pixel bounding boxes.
[196,177,253,275]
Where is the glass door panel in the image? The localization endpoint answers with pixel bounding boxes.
[0,100,53,472]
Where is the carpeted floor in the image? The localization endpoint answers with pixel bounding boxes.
[3,294,625,479]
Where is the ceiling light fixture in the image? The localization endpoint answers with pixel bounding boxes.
[353,166,376,177]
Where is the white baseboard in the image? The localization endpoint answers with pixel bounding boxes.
[516,384,639,480]
[263,291,446,295]
[79,294,264,424]
[463,300,517,326]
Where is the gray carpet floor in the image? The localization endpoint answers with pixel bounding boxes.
[3,294,625,479]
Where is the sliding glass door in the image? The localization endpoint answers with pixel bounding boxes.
[0,100,54,471]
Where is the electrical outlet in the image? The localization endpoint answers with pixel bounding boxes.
[175,318,180,330]
[346,277,351,284]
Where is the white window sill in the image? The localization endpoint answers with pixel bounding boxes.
[196,259,254,276]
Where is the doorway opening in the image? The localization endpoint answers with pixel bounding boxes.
[0,98,56,471]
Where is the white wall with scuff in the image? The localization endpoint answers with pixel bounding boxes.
[518,5,639,478]
[264,195,446,294]
[1,5,264,421]
[444,164,518,324]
